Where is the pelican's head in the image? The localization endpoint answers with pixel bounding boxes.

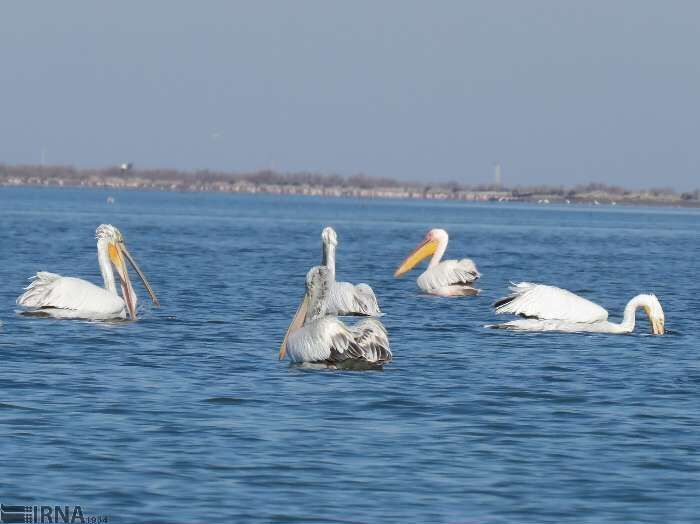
[96,224,160,320]
[640,294,665,335]
[394,228,448,277]
[279,266,330,360]
[321,226,338,247]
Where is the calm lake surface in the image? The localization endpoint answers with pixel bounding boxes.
[0,187,698,523]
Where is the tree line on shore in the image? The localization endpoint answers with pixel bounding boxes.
[1,162,698,201]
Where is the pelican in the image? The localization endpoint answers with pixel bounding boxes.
[488,282,665,335]
[279,266,392,369]
[17,224,159,320]
[394,228,480,296]
[321,227,381,316]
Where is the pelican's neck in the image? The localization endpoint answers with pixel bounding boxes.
[428,235,448,268]
[307,288,328,323]
[97,239,117,294]
[307,270,331,322]
[322,241,336,281]
[617,295,646,333]
[307,303,325,322]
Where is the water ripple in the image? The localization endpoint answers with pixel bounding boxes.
[0,188,698,523]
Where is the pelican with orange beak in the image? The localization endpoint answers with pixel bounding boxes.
[394,228,480,296]
[17,224,159,320]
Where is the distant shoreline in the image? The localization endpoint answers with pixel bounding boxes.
[1,163,699,208]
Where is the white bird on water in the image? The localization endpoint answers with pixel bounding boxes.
[488,282,665,335]
[321,227,381,316]
[17,224,159,320]
[394,228,480,296]
[279,266,391,369]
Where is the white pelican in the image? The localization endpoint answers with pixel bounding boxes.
[279,266,391,369]
[321,227,381,316]
[488,282,665,335]
[17,224,159,320]
[394,228,480,296]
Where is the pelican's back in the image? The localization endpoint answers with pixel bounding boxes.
[417,259,480,292]
[287,317,353,363]
[324,281,382,316]
[348,318,392,364]
[287,316,391,366]
[17,272,125,318]
[494,282,608,323]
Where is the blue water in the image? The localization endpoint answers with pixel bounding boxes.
[0,187,698,523]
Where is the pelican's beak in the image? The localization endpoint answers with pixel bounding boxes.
[108,242,159,320]
[651,315,665,335]
[108,242,138,319]
[644,306,665,335]
[394,237,438,277]
[120,243,160,307]
[279,293,309,360]
[654,317,665,335]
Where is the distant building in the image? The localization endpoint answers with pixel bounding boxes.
[120,162,133,173]
[494,163,502,188]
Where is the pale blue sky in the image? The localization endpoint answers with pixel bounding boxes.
[1,1,698,189]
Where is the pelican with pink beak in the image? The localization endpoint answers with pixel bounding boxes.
[394,228,480,296]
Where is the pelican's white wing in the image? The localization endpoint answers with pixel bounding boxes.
[324,281,382,316]
[493,282,608,323]
[17,272,125,318]
[417,259,480,291]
